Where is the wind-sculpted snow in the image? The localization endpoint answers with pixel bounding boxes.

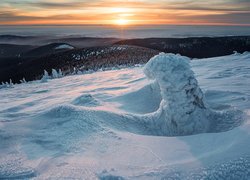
[0,52,250,179]
[142,53,245,135]
[144,53,210,135]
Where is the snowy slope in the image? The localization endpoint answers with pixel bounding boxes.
[0,52,250,179]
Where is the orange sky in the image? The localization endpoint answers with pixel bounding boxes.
[1,0,250,26]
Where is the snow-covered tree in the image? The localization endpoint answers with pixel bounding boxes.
[0,82,6,89]
[20,78,27,83]
[72,67,77,75]
[9,79,14,88]
[52,69,59,79]
[144,53,210,136]
[40,70,50,82]
[58,69,63,78]
[1,79,14,88]
[77,70,82,75]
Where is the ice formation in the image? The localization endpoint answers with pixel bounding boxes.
[144,53,210,135]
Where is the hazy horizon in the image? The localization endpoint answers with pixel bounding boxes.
[1,25,250,38]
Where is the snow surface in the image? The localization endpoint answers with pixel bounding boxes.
[0,52,250,179]
[55,44,74,50]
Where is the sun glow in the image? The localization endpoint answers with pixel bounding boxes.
[115,18,129,26]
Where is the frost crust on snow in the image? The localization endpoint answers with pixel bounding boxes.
[144,53,210,135]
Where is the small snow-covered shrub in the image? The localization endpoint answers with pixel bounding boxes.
[0,79,14,88]
[40,69,64,82]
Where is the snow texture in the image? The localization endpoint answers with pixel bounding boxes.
[0,52,250,179]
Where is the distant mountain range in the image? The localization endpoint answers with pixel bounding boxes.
[116,36,250,58]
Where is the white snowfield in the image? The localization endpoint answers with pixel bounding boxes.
[0,52,250,179]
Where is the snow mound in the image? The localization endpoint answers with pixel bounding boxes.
[55,44,74,50]
[72,94,100,107]
[144,53,210,135]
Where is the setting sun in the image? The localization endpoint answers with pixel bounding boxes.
[115,18,129,26]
